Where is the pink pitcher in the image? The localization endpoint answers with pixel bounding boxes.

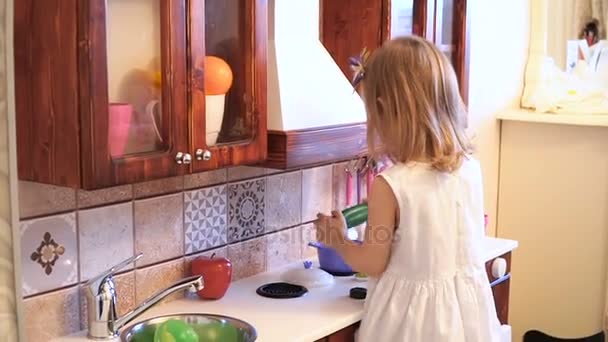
[108,102,163,157]
[108,103,133,157]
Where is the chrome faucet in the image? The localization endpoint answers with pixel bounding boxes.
[83,253,204,340]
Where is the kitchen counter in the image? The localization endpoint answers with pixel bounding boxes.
[53,237,517,342]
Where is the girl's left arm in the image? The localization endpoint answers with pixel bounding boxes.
[315,177,398,276]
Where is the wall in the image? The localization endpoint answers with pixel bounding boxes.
[497,121,608,339]
[0,0,22,339]
[466,0,530,236]
[17,162,362,341]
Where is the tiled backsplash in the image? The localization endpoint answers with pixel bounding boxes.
[18,162,363,341]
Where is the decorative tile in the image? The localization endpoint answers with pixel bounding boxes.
[135,258,185,305]
[300,223,318,259]
[78,202,134,281]
[134,194,184,267]
[184,169,227,190]
[266,171,302,232]
[77,184,132,208]
[301,165,334,222]
[228,179,266,243]
[133,176,183,199]
[20,213,78,296]
[227,166,266,181]
[266,227,302,271]
[184,185,227,254]
[23,286,80,341]
[19,181,76,219]
[227,237,266,281]
[80,271,135,330]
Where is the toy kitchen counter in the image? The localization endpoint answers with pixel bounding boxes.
[52,237,517,342]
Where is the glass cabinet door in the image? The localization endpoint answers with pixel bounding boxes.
[80,0,189,188]
[189,0,267,171]
[106,0,165,157]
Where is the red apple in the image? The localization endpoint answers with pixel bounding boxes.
[191,253,232,299]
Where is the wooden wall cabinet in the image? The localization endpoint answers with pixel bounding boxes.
[321,0,470,100]
[267,0,471,170]
[15,0,267,190]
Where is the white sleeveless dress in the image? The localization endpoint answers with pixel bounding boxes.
[356,158,502,342]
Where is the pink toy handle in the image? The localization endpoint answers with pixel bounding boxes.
[346,171,353,206]
[366,168,373,197]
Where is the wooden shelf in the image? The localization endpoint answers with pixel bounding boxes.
[264,123,368,169]
[497,109,608,127]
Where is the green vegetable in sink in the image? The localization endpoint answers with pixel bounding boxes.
[154,319,199,342]
[130,325,157,342]
[191,321,238,342]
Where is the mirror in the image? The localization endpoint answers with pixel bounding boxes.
[522,0,608,114]
[547,0,608,73]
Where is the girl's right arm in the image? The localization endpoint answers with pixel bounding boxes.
[333,176,398,276]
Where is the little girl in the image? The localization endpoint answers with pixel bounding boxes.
[315,36,502,341]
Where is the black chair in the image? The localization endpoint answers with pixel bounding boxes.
[523,330,605,342]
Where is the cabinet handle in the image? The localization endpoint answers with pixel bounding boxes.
[195,149,212,161]
[182,153,192,164]
[491,257,507,278]
[175,152,184,164]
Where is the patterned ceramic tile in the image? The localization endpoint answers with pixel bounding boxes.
[266,228,302,271]
[23,286,80,341]
[184,185,227,254]
[133,176,183,199]
[266,171,302,232]
[77,184,133,209]
[301,165,334,222]
[135,258,185,305]
[79,271,135,330]
[228,179,266,243]
[227,166,266,181]
[78,202,134,281]
[20,213,78,296]
[19,181,76,219]
[184,169,227,190]
[134,194,184,267]
[227,237,266,281]
[300,223,318,259]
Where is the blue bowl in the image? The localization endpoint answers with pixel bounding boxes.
[308,241,361,275]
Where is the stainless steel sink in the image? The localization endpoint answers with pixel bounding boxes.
[120,314,257,342]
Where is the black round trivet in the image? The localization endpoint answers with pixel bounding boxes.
[349,287,367,300]
[256,282,308,299]
[321,268,356,277]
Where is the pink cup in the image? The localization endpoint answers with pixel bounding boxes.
[108,103,133,157]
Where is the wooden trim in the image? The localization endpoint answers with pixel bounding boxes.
[453,0,471,104]
[15,0,81,187]
[264,123,368,169]
[381,0,391,41]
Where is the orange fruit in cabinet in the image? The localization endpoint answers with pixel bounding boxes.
[204,56,233,95]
